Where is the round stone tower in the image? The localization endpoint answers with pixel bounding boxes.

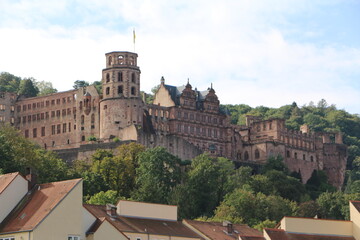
[99,51,144,140]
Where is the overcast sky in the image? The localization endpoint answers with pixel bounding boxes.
[0,0,359,113]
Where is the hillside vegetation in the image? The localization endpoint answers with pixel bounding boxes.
[1,72,360,229]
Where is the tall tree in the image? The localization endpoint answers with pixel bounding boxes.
[0,72,21,92]
[73,80,89,89]
[35,80,57,96]
[18,78,39,97]
[132,147,181,204]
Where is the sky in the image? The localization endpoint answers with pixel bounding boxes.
[0,0,359,114]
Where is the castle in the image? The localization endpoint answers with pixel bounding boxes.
[0,51,347,188]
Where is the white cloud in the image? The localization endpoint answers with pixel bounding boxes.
[0,0,359,113]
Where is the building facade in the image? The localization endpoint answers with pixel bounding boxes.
[0,50,347,188]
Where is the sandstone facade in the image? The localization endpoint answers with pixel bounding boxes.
[0,51,347,188]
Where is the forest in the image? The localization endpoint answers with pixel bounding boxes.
[1,72,360,230]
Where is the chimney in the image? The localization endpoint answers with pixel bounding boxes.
[106,204,117,217]
[223,221,233,234]
[25,167,37,191]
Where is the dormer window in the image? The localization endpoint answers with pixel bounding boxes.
[68,236,80,240]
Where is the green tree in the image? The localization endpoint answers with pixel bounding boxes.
[87,190,120,205]
[35,80,57,96]
[73,80,90,89]
[0,72,21,92]
[132,147,181,204]
[213,188,296,227]
[18,78,39,97]
[172,154,235,219]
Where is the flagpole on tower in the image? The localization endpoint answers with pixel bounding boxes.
[133,28,136,52]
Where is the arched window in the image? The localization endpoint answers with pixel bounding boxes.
[310,156,314,162]
[129,56,134,65]
[294,152,298,159]
[286,150,290,158]
[131,73,136,83]
[303,154,306,160]
[255,149,260,159]
[91,114,95,123]
[79,101,83,109]
[118,85,123,95]
[244,151,249,161]
[81,136,85,141]
[131,87,136,95]
[106,87,110,95]
[118,72,123,82]
[108,56,112,65]
[106,73,110,83]
[81,115,85,124]
[118,55,124,64]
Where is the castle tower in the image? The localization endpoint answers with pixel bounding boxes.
[99,51,144,140]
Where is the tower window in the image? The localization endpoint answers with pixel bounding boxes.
[106,87,110,95]
[108,56,112,65]
[131,87,136,95]
[131,73,136,83]
[106,73,110,83]
[118,55,124,64]
[118,85,123,95]
[118,72,123,82]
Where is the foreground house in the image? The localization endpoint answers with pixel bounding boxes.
[0,172,261,240]
[263,201,360,240]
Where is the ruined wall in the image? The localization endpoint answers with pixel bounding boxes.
[137,132,203,160]
[0,92,16,124]
[321,143,347,188]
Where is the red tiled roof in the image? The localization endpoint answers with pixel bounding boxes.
[83,204,201,238]
[0,178,81,234]
[240,236,265,240]
[86,216,129,239]
[0,172,23,194]
[183,219,262,240]
[350,201,360,213]
[264,228,355,240]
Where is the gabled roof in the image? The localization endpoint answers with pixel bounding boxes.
[183,219,262,240]
[84,204,201,238]
[0,172,25,194]
[350,200,360,213]
[239,236,265,240]
[86,217,129,239]
[264,228,355,240]
[0,178,82,234]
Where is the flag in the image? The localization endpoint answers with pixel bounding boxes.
[133,29,136,44]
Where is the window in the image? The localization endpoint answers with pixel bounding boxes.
[106,87,110,95]
[303,154,306,160]
[286,150,290,158]
[69,122,71,132]
[0,237,15,240]
[57,124,61,134]
[68,236,80,240]
[184,112,188,119]
[131,87,136,95]
[118,85,123,94]
[118,72,123,82]
[108,56,113,65]
[177,124,181,132]
[294,152,298,159]
[244,151,249,161]
[41,127,45,137]
[208,128,212,137]
[52,125,56,135]
[255,149,260,159]
[91,114,95,123]
[81,136,85,141]
[25,130,29,138]
[310,156,314,162]
[81,115,85,124]
[63,123,67,133]
[106,73,110,83]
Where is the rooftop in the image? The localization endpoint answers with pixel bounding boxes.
[0,178,81,234]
